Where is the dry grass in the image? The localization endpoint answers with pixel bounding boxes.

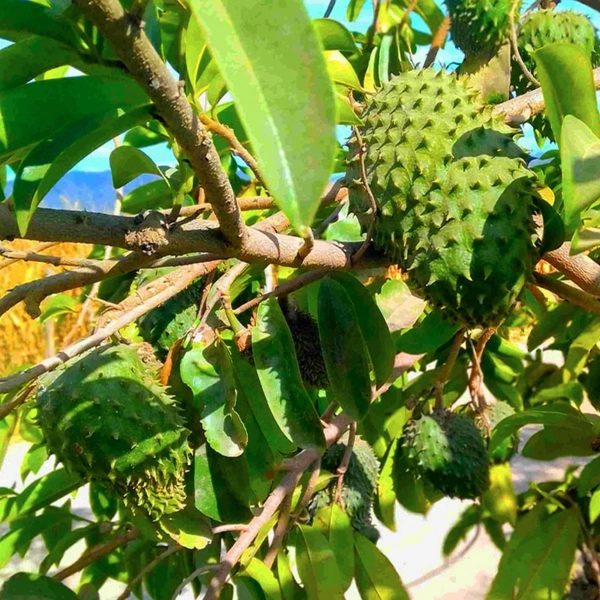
[0,240,94,377]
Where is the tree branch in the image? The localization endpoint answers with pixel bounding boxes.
[534,272,600,314]
[72,0,246,248]
[543,242,600,297]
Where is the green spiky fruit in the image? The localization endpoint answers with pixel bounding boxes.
[478,401,519,463]
[36,344,192,520]
[513,10,597,139]
[136,267,203,358]
[403,410,490,499]
[309,438,380,542]
[348,70,538,327]
[446,0,517,57]
[281,303,329,389]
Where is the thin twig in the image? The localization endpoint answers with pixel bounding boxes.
[116,544,183,600]
[366,0,381,47]
[0,384,35,422]
[398,0,419,30]
[53,526,138,581]
[509,0,539,87]
[291,458,322,524]
[0,242,58,271]
[468,328,495,412]
[170,565,219,600]
[0,245,117,269]
[323,0,337,17]
[423,15,450,68]
[534,272,600,314]
[263,492,294,569]
[434,330,465,410]
[334,422,356,508]
[212,524,249,534]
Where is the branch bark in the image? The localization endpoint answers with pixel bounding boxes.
[72,0,246,248]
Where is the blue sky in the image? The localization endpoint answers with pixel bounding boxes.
[1,0,598,171]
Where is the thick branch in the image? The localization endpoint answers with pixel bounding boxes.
[544,242,600,297]
[534,272,600,314]
[72,0,246,248]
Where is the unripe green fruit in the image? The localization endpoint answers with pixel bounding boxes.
[348,70,538,327]
[403,410,490,499]
[36,343,192,520]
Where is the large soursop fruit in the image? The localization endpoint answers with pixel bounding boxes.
[309,437,380,542]
[136,267,203,358]
[513,10,597,140]
[348,70,538,327]
[36,343,192,519]
[446,0,517,58]
[403,410,490,499]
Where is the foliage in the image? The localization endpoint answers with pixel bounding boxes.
[2,1,600,599]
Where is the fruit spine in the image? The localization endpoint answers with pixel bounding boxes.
[36,343,192,520]
[347,69,538,327]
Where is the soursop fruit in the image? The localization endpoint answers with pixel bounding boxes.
[309,437,380,542]
[36,343,192,520]
[403,410,490,499]
[513,9,597,140]
[135,267,203,358]
[347,69,538,328]
[477,401,519,463]
[446,0,517,58]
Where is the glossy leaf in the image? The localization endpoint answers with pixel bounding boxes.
[120,179,174,213]
[159,506,212,550]
[189,0,336,234]
[38,294,78,323]
[253,299,325,450]
[181,335,248,457]
[313,505,355,592]
[276,551,307,600]
[375,279,426,334]
[109,145,166,190]
[325,51,362,90]
[347,0,368,21]
[487,505,579,600]
[590,490,600,524]
[89,482,117,522]
[330,272,395,387]
[578,455,600,496]
[443,504,481,556]
[313,19,358,52]
[13,105,152,234]
[289,524,344,600]
[318,277,372,420]
[193,443,252,523]
[0,573,78,600]
[565,316,600,380]
[482,463,517,526]
[533,43,600,143]
[374,439,397,531]
[40,524,97,575]
[489,403,592,455]
[244,558,283,600]
[561,115,600,235]
[396,310,459,354]
[354,532,410,600]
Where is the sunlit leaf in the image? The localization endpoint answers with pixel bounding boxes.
[0,573,78,600]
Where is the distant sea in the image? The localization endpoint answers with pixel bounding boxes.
[5,171,158,214]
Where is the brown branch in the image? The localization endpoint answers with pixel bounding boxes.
[203,413,353,600]
[543,242,600,297]
[423,15,450,69]
[53,526,138,581]
[263,490,294,569]
[434,330,465,410]
[200,115,265,187]
[0,245,114,269]
[534,272,600,314]
[72,0,246,248]
[334,422,356,508]
[211,524,249,534]
[0,384,35,422]
[0,242,58,271]
[0,261,220,395]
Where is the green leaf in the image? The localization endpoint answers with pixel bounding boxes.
[354,532,410,600]
[374,439,397,532]
[347,0,368,21]
[0,573,78,600]
[243,558,283,600]
[487,505,579,600]
[330,272,395,387]
[253,299,325,450]
[521,425,596,460]
[40,524,97,575]
[590,490,600,524]
[289,524,344,600]
[181,335,248,457]
[38,294,78,323]
[313,19,358,52]
[19,444,47,482]
[533,194,565,254]
[396,310,459,354]
[443,504,481,557]
[317,277,372,420]
[121,179,174,213]
[12,104,152,234]
[313,505,355,592]
[158,506,212,550]
[89,482,117,521]
[489,403,591,455]
[375,279,426,334]
[230,345,295,455]
[565,316,600,380]
[189,0,336,234]
[530,382,584,406]
[276,551,306,600]
[561,116,600,235]
[578,455,600,496]
[532,43,600,143]
[109,145,166,189]
[392,443,435,515]
[0,76,148,164]
[325,51,362,90]
[193,443,252,523]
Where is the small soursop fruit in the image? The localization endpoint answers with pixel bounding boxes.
[280,301,329,389]
[347,69,538,328]
[403,410,490,499]
[136,267,203,358]
[446,0,518,58]
[36,343,192,520]
[309,437,380,542]
[477,400,519,463]
[513,9,597,140]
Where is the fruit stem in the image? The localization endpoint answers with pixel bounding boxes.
[434,330,465,410]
